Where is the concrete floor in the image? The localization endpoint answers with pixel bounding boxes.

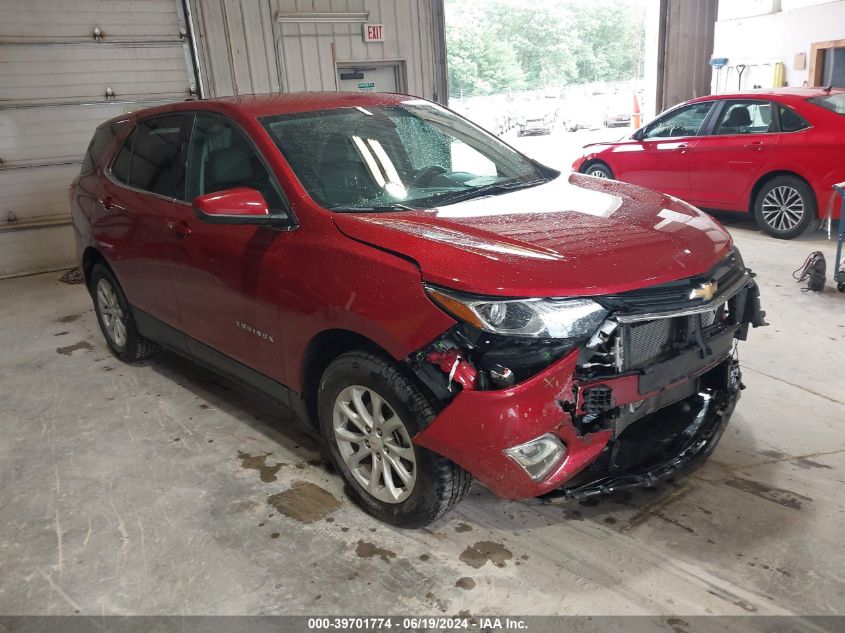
[1,218,844,617]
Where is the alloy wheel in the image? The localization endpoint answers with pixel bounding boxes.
[332,385,416,504]
[761,185,805,232]
[96,278,127,348]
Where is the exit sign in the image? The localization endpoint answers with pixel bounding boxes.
[363,23,384,42]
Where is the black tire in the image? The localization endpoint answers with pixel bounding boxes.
[90,263,158,362]
[318,350,471,528]
[753,175,818,240]
[582,161,613,179]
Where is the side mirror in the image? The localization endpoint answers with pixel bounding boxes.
[193,187,271,225]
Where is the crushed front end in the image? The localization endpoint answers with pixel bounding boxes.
[411,249,766,500]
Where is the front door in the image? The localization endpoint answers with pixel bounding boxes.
[686,100,778,206]
[616,101,716,199]
[165,113,295,382]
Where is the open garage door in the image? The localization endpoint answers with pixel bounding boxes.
[0,0,198,277]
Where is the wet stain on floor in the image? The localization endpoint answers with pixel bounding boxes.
[355,540,396,562]
[56,341,93,356]
[237,450,285,483]
[724,477,811,511]
[794,458,832,470]
[268,481,341,523]
[455,577,476,590]
[459,541,513,569]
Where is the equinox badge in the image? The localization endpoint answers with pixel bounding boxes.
[236,320,275,343]
[690,281,718,301]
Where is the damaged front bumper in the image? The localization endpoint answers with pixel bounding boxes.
[550,363,740,500]
[412,342,742,500]
[412,257,763,500]
[413,348,613,499]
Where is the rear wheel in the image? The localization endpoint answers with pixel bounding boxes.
[318,350,471,528]
[583,161,613,179]
[753,175,817,239]
[90,263,158,362]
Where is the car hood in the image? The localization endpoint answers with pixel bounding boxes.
[332,173,733,298]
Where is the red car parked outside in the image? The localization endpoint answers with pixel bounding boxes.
[573,88,845,239]
[71,92,765,526]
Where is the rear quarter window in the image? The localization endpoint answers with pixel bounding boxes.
[80,125,116,175]
[110,128,136,185]
[779,105,810,132]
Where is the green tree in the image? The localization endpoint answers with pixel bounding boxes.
[445,0,646,95]
[446,4,526,96]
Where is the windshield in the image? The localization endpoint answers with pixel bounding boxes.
[808,93,845,116]
[260,101,548,211]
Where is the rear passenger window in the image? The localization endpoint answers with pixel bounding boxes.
[129,116,188,198]
[779,105,810,132]
[714,101,774,134]
[109,115,189,199]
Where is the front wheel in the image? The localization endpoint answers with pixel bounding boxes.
[753,176,818,239]
[582,161,613,179]
[318,351,471,527]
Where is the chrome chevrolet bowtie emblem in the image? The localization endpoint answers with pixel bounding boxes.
[690,281,718,301]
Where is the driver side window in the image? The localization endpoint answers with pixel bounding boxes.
[643,102,714,139]
[185,114,287,215]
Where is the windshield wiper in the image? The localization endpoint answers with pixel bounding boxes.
[328,203,416,213]
[431,178,549,206]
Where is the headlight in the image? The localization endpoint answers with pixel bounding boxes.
[425,285,608,339]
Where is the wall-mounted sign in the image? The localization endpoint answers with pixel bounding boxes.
[363,23,384,42]
[358,81,375,91]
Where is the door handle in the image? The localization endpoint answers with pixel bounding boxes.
[744,142,763,151]
[167,221,192,239]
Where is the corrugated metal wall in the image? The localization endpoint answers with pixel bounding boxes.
[189,0,447,102]
[655,0,719,112]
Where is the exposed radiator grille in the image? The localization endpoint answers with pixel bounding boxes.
[625,318,676,369]
[623,308,725,371]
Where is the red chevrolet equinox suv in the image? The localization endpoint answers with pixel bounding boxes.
[70,93,765,527]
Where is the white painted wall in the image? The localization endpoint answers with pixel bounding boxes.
[712,0,845,92]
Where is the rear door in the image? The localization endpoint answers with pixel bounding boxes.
[97,114,192,328]
[614,101,715,198]
[166,112,295,381]
[686,99,778,207]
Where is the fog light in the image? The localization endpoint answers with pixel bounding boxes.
[504,434,566,481]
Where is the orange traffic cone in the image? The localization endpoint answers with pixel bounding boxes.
[632,93,642,129]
